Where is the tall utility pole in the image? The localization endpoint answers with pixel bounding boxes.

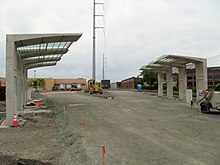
[102,53,107,80]
[92,0,104,80]
[102,53,105,80]
[92,0,96,80]
[34,70,36,79]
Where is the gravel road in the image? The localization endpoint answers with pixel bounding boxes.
[44,90,220,165]
[0,90,220,164]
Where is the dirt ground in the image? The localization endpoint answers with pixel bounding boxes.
[0,94,61,165]
[0,90,220,165]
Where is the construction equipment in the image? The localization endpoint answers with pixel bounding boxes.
[85,79,103,94]
[199,91,220,113]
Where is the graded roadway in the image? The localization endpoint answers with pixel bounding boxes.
[43,90,220,165]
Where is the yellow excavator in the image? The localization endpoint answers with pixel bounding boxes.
[84,79,103,94]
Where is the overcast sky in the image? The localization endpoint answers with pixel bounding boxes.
[1,0,220,82]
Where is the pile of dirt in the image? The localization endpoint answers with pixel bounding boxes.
[82,91,114,100]
[19,112,56,128]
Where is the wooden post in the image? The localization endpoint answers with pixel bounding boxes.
[82,119,85,136]
[63,106,66,120]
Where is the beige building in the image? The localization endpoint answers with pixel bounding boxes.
[50,78,86,91]
[0,77,6,87]
[31,78,86,91]
[0,77,86,91]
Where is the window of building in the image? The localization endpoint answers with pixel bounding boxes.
[214,70,220,74]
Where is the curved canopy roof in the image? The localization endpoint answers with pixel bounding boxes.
[14,33,82,69]
[140,54,207,72]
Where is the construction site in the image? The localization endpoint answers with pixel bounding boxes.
[0,90,220,165]
[1,1,220,165]
[1,37,220,164]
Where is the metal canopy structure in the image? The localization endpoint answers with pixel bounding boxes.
[141,54,206,72]
[140,54,207,101]
[15,34,81,69]
[6,33,82,126]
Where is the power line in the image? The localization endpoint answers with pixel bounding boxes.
[208,57,220,62]
[207,54,220,64]
[207,55,220,60]
[208,60,220,64]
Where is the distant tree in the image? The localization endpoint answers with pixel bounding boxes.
[29,78,45,90]
[140,69,157,86]
[37,79,45,88]
[29,79,36,88]
[215,82,220,91]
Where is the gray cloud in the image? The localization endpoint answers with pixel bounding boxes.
[1,0,220,82]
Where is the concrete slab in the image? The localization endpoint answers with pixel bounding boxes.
[19,110,52,114]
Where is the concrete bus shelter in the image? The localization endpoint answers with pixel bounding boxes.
[6,33,82,126]
[140,54,207,100]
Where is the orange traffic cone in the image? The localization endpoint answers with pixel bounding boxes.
[12,114,19,127]
[35,102,42,107]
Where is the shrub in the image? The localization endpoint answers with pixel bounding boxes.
[215,83,220,91]
[188,86,196,93]
[208,84,215,90]
[173,86,179,91]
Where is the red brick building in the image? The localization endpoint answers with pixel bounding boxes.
[173,66,220,87]
[207,67,220,84]
[121,77,142,89]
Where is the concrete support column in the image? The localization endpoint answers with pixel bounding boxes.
[157,72,163,97]
[20,63,26,107]
[24,68,28,103]
[178,66,187,100]
[6,35,18,126]
[166,69,173,99]
[17,54,23,112]
[196,61,207,99]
